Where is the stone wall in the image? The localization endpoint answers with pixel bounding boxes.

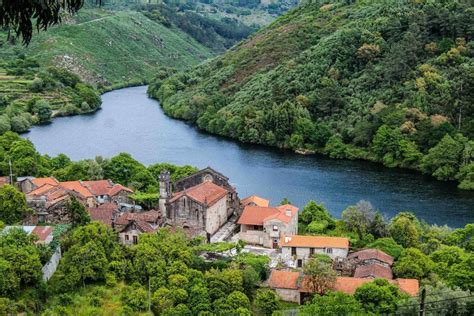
[42,246,61,282]
[205,197,227,235]
[275,288,300,303]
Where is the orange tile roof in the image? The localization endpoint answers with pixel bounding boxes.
[348,249,394,266]
[395,279,420,297]
[28,184,57,196]
[31,177,59,187]
[169,181,228,207]
[268,270,301,290]
[241,195,270,207]
[237,204,298,226]
[299,276,419,296]
[0,176,10,187]
[354,263,393,279]
[60,181,94,198]
[31,226,53,243]
[83,180,133,196]
[280,235,349,249]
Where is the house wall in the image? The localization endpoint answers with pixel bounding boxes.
[111,191,132,205]
[206,197,227,235]
[274,288,300,303]
[17,179,35,194]
[167,196,206,230]
[281,246,349,265]
[24,199,71,225]
[239,229,272,248]
[119,227,141,245]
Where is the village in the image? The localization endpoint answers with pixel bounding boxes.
[0,167,419,305]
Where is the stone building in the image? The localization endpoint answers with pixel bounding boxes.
[158,167,239,236]
[347,248,395,279]
[115,210,163,245]
[280,235,349,267]
[237,204,298,248]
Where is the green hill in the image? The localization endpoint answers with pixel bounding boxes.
[2,9,212,87]
[149,0,474,189]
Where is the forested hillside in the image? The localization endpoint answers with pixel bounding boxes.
[1,9,212,87]
[149,0,474,189]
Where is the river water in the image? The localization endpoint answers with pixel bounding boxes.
[22,86,474,227]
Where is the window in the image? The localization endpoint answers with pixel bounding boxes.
[273,225,278,232]
[133,235,138,244]
[297,259,303,268]
[310,248,314,255]
[326,248,333,254]
[291,247,297,256]
[125,235,129,241]
[38,215,45,223]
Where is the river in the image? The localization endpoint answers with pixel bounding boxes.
[22,86,474,227]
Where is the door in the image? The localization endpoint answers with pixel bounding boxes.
[272,239,278,249]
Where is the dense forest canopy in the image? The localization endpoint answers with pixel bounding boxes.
[149,0,474,189]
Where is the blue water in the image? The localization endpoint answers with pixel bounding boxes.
[22,86,474,227]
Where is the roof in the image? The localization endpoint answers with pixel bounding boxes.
[31,226,54,242]
[237,204,298,226]
[280,235,349,249]
[120,219,157,233]
[28,184,57,196]
[354,263,393,279]
[169,181,228,207]
[115,210,162,226]
[348,249,394,266]
[87,203,118,227]
[268,271,419,297]
[83,180,133,196]
[268,270,300,290]
[31,177,59,187]
[174,167,229,185]
[241,195,270,207]
[60,181,94,198]
[0,176,10,187]
[300,276,419,296]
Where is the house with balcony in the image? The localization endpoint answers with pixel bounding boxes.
[280,235,349,267]
[237,203,298,248]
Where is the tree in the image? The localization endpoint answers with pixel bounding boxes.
[342,200,376,240]
[421,134,464,180]
[35,99,52,124]
[354,279,406,314]
[302,255,336,295]
[393,248,434,279]
[279,198,291,205]
[446,223,474,251]
[254,288,279,316]
[298,292,363,315]
[121,283,148,312]
[447,254,474,291]
[389,212,420,248]
[66,197,90,227]
[0,0,89,44]
[300,200,334,230]
[0,184,30,224]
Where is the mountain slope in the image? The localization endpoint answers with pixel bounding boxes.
[149,0,474,189]
[2,9,212,87]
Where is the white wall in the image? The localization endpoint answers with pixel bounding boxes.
[281,246,348,265]
[206,197,227,235]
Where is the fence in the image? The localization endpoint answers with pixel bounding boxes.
[42,246,62,282]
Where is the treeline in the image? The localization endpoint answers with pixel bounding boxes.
[148,0,474,189]
[0,132,197,207]
[0,56,101,134]
[140,3,256,52]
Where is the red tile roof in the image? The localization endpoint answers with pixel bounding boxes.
[60,181,94,198]
[354,263,393,279]
[31,177,59,187]
[0,176,10,187]
[115,210,162,226]
[83,180,133,196]
[348,249,394,266]
[169,181,228,207]
[268,271,419,297]
[31,226,53,243]
[87,203,118,227]
[237,204,298,226]
[241,195,270,207]
[280,235,349,249]
[268,270,301,290]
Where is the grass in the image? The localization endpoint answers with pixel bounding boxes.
[1,9,213,87]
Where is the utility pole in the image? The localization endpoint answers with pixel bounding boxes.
[148,276,151,315]
[8,159,13,185]
[419,288,426,316]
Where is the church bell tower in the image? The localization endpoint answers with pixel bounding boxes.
[159,170,171,215]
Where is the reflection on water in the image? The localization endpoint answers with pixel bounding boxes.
[23,86,474,227]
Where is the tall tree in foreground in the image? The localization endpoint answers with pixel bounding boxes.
[0,0,102,44]
[0,185,30,224]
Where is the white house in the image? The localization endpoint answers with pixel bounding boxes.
[280,235,349,267]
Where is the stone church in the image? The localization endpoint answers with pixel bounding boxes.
[158,167,240,236]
